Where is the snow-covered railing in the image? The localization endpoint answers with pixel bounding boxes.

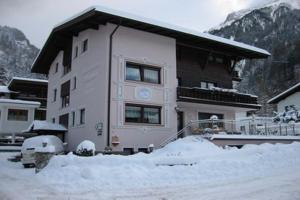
[158,118,300,148]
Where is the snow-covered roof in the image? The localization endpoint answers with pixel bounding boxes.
[32,5,270,74]
[23,120,67,133]
[0,86,12,93]
[8,77,48,87]
[268,82,300,104]
[0,99,40,106]
[59,6,271,56]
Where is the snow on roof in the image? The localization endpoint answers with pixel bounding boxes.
[24,120,67,133]
[268,82,300,104]
[8,77,48,86]
[54,5,270,57]
[0,99,40,106]
[0,86,12,93]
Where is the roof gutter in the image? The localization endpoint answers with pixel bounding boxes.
[107,22,121,148]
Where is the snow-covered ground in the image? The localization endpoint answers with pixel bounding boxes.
[1,136,300,200]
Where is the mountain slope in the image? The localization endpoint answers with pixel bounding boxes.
[210,0,300,115]
[0,25,43,85]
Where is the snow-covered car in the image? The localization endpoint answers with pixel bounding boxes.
[21,135,64,168]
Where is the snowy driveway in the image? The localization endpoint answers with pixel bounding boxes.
[1,137,300,200]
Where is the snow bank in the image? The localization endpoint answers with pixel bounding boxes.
[36,136,300,193]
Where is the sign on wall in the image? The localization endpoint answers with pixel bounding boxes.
[135,87,152,101]
[95,122,103,135]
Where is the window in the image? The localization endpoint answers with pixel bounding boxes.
[7,109,28,121]
[53,89,57,102]
[123,148,134,155]
[198,112,224,128]
[82,39,88,53]
[138,148,148,153]
[200,81,216,89]
[52,118,55,123]
[55,63,59,73]
[208,54,225,64]
[74,46,78,58]
[79,108,85,125]
[73,77,77,90]
[125,104,161,124]
[126,63,161,84]
[63,64,71,75]
[59,113,69,128]
[71,111,75,127]
[61,81,70,108]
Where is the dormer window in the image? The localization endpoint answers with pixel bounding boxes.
[201,81,216,89]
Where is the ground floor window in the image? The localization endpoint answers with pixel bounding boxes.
[125,104,161,124]
[198,112,224,128]
[59,113,69,128]
[7,109,28,121]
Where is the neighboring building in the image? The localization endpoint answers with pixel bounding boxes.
[0,86,40,136]
[31,6,270,152]
[0,77,47,137]
[268,82,300,113]
[8,77,48,120]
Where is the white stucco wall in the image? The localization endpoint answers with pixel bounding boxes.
[109,25,177,152]
[47,23,177,152]
[277,92,300,113]
[47,25,110,151]
[0,103,37,134]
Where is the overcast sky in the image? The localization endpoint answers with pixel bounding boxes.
[0,0,270,48]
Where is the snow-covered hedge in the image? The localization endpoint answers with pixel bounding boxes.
[76,140,96,156]
[273,105,300,123]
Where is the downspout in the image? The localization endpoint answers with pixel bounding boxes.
[107,22,121,148]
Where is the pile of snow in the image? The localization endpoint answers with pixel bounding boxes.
[21,135,64,153]
[34,136,300,193]
[76,140,96,156]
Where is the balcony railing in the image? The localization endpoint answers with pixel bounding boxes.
[177,87,259,108]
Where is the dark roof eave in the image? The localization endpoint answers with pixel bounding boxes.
[31,8,270,74]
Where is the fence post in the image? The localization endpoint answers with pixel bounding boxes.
[264,123,267,135]
[248,121,251,135]
[11,133,16,144]
[293,124,295,136]
[279,124,282,136]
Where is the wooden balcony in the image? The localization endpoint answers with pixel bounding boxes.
[177,87,260,109]
[232,70,242,82]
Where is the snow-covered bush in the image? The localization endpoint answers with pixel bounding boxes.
[273,105,300,123]
[210,115,219,120]
[76,140,96,156]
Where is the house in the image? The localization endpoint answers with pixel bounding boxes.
[0,77,47,140]
[8,77,48,120]
[31,6,270,153]
[268,82,300,113]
